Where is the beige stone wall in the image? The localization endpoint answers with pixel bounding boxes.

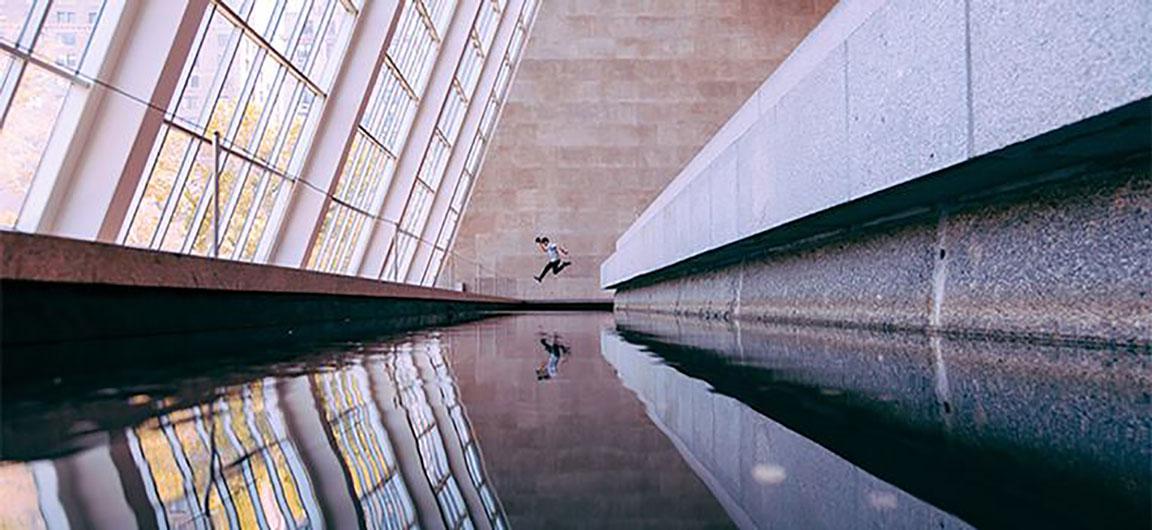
[451,0,836,300]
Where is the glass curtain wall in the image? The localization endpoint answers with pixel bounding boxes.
[121,0,359,261]
[0,0,120,227]
[308,0,458,274]
[422,0,537,287]
[0,0,543,291]
[379,0,502,283]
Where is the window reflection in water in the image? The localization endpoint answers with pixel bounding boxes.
[312,365,419,529]
[0,336,506,530]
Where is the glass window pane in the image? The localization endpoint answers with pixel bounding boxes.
[173,10,240,130]
[34,0,104,73]
[160,142,214,251]
[270,0,309,56]
[0,1,36,46]
[0,62,70,228]
[240,175,285,260]
[309,2,354,90]
[126,127,195,247]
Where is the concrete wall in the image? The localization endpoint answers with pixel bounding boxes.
[603,0,1152,288]
[451,0,837,300]
[616,163,1152,345]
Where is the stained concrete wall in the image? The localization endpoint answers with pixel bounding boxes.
[603,0,1152,288]
[616,162,1152,345]
[451,0,837,300]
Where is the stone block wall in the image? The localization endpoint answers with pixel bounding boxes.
[451,0,837,300]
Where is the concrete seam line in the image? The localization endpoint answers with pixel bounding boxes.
[929,207,950,329]
[964,0,974,158]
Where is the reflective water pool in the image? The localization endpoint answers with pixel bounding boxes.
[1,312,1147,529]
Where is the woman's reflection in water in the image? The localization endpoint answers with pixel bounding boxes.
[536,332,570,380]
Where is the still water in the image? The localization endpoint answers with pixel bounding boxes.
[0,312,1147,529]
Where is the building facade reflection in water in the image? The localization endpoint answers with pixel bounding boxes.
[0,336,507,530]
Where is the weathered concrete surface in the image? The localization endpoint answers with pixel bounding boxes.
[604,0,1152,288]
[616,160,1152,346]
[451,0,837,300]
[609,313,1152,528]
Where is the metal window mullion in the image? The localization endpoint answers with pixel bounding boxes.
[191,9,245,134]
[149,132,203,248]
[157,418,209,529]
[413,1,439,43]
[313,204,344,271]
[332,210,362,272]
[283,0,318,59]
[165,7,214,118]
[342,140,373,209]
[169,119,291,181]
[359,75,389,134]
[384,54,417,101]
[302,0,340,79]
[74,1,110,76]
[328,206,358,272]
[349,134,382,208]
[231,170,273,259]
[328,204,360,270]
[180,149,232,253]
[263,80,309,170]
[239,389,296,524]
[218,400,272,530]
[357,141,389,209]
[221,47,270,141]
[242,64,290,155]
[334,132,368,201]
[190,406,243,529]
[213,0,326,97]
[175,132,294,254]
[0,0,51,128]
[217,161,258,249]
[14,0,53,50]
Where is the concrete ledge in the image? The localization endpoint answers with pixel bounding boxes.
[612,101,1152,347]
[605,0,1152,287]
[0,231,516,304]
[0,233,520,370]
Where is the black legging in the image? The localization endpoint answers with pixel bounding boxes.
[536,260,569,280]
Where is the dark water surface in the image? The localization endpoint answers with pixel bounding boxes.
[1,312,1147,529]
